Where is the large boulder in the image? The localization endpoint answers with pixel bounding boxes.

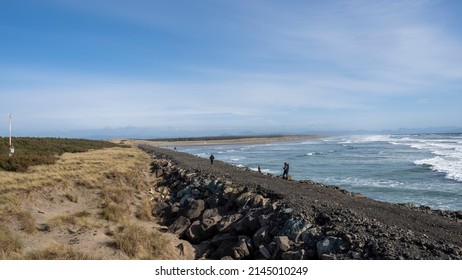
[233,237,251,259]
[253,226,271,247]
[182,199,206,220]
[274,236,291,252]
[176,185,193,199]
[213,240,236,259]
[211,232,236,246]
[233,213,261,233]
[251,194,269,208]
[152,201,169,217]
[236,192,255,208]
[278,218,312,240]
[301,227,321,244]
[185,221,207,243]
[317,236,341,258]
[193,240,212,259]
[218,213,242,233]
[167,216,191,236]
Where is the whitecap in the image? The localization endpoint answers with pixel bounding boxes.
[414,156,462,182]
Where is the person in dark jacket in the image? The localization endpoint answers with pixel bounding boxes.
[210,154,215,165]
[283,162,289,179]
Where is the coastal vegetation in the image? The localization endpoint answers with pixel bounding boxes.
[0,139,190,260]
[0,137,123,172]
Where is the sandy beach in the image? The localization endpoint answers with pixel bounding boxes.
[134,135,322,147]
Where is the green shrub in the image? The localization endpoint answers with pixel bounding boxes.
[0,137,125,172]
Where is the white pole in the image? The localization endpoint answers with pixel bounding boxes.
[9,113,12,147]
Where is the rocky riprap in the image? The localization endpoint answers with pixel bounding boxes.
[139,144,462,260]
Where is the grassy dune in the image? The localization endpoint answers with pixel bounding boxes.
[0,139,189,260]
[0,147,147,193]
[0,137,122,172]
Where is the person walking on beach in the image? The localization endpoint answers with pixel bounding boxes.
[258,165,261,174]
[282,162,289,180]
[210,154,215,166]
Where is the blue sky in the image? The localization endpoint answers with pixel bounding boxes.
[1,0,462,138]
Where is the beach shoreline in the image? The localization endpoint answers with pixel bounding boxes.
[138,142,462,259]
[133,135,323,147]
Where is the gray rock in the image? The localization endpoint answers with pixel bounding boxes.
[218,213,242,232]
[317,236,341,258]
[152,201,169,217]
[185,172,196,179]
[236,192,254,208]
[213,240,235,259]
[205,197,221,209]
[193,240,212,259]
[36,223,50,232]
[211,232,236,246]
[282,250,305,260]
[156,186,170,196]
[201,215,221,232]
[253,226,271,247]
[259,245,271,259]
[207,180,223,194]
[278,218,312,240]
[185,221,205,243]
[203,179,212,187]
[233,214,261,233]
[252,195,269,208]
[167,216,191,236]
[301,227,320,243]
[274,236,291,252]
[350,251,362,259]
[182,199,206,220]
[202,208,221,220]
[180,194,193,206]
[191,188,201,196]
[223,186,239,201]
[233,238,251,259]
[321,253,336,260]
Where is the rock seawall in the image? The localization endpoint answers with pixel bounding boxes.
[140,144,462,260]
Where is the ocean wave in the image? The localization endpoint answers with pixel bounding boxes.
[338,135,394,144]
[249,167,274,173]
[414,156,462,182]
[334,177,405,189]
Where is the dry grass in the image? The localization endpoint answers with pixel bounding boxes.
[101,202,129,223]
[101,184,134,204]
[0,226,22,259]
[25,244,96,260]
[0,145,176,260]
[1,196,37,234]
[64,193,78,203]
[113,223,176,259]
[136,198,154,221]
[0,147,151,193]
[16,209,37,234]
[48,211,92,228]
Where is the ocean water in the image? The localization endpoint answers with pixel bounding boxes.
[177,134,462,211]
